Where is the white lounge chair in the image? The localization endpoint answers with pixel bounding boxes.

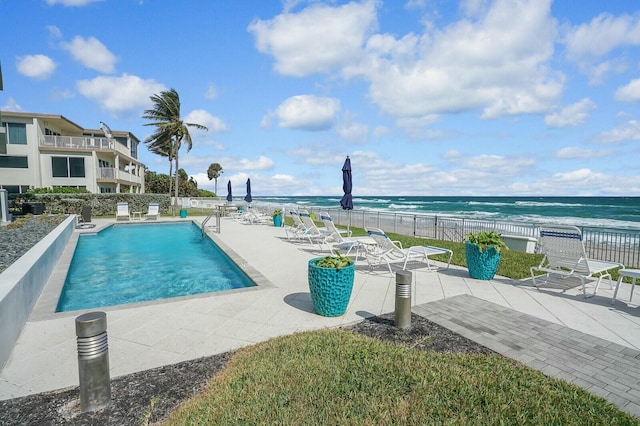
[297,210,328,247]
[115,202,130,221]
[320,212,372,258]
[284,210,307,240]
[241,207,272,225]
[365,228,453,273]
[320,212,351,238]
[145,203,160,220]
[531,225,624,297]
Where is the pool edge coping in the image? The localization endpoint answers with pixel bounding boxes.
[28,219,276,321]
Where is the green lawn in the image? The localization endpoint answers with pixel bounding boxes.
[164,330,638,425]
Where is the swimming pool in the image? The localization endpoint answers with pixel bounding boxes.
[56,222,256,312]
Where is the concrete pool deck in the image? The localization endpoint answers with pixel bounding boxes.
[1,216,640,403]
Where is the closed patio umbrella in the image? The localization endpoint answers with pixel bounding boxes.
[226,180,232,202]
[244,178,252,204]
[340,156,353,230]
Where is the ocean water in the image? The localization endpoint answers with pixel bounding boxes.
[253,196,640,230]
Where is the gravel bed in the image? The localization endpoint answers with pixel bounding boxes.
[0,313,494,425]
[0,215,68,273]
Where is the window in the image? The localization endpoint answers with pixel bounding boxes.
[0,185,30,194]
[52,156,85,178]
[1,122,27,145]
[0,155,28,168]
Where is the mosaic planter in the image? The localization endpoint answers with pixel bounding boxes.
[465,241,501,280]
[273,214,282,227]
[308,258,355,317]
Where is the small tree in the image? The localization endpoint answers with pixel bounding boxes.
[207,163,223,195]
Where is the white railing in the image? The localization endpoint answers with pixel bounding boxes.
[97,167,142,185]
[41,135,134,158]
[41,135,114,150]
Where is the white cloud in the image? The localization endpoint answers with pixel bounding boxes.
[564,13,640,62]
[205,83,218,100]
[1,97,22,111]
[47,25,63,39]
[45,0,103,6]
[61,36,117,73]
[184,109,228,133]
[551,168,602,183]
[372,125,389,138]
[371,0,561,118]
[248,0,378,77]
[336,112,369,143]
[555,147,610,159]
[544,98,596,127]
[230,156,275,171]
[614,78,640,102]
[275,95,341,130]
[16,54,57,79]
[49,87,75,100]
[249,0,563,121]
[598,120,640,144]
[563,13,640,82]
[76,73,166,118]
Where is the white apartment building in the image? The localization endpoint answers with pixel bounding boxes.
[0,111,145,194]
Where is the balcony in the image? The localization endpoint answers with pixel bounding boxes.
[41,135,132,158]
[98,167,143,185]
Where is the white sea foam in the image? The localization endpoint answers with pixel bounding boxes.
[389,203,418,209]
[514,201,585,207]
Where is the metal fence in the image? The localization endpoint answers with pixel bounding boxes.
[287,205,640,268]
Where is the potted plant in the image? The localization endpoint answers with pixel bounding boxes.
[464,231,508,280]
[308,251,355,316]
[272,209,283,227]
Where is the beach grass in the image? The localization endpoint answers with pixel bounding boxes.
[163,329,637,425]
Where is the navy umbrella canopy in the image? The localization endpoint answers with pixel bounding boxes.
[226,180,232,202]
[340,156,353,211]
[244,178,252,203]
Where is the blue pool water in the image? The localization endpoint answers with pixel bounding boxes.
[56,222,256,312]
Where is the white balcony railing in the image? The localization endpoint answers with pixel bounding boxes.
[98,167,142,185]
[41,135,115,150]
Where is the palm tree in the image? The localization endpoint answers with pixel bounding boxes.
[207,163,223,195]
[147,134,174,198]
[143,88,207,212]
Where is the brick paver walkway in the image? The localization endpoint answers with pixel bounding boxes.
[414,294,640,418]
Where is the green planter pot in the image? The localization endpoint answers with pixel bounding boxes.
[465,242,501,280]
[308,258,355,317]
[273,214,282,227]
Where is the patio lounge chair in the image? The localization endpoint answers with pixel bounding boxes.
[284,210,307,240]
[320,212,372,258]
[365,228,453,273]
[296,210,328,247]
[530,225,624,297]
[145,203,160,220]
[115,202,130,221]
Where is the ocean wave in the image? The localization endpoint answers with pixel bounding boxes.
[512,215,640,230]
[353,198,391,203]
[514,201,585,207]
[467,201,512,206]
[389,203,418,209]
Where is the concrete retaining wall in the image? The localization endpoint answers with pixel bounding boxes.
[0,215,75,369]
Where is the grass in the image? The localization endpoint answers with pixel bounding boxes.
[164,329,638,425]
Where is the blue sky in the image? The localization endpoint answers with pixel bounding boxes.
[2,0,640,197]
